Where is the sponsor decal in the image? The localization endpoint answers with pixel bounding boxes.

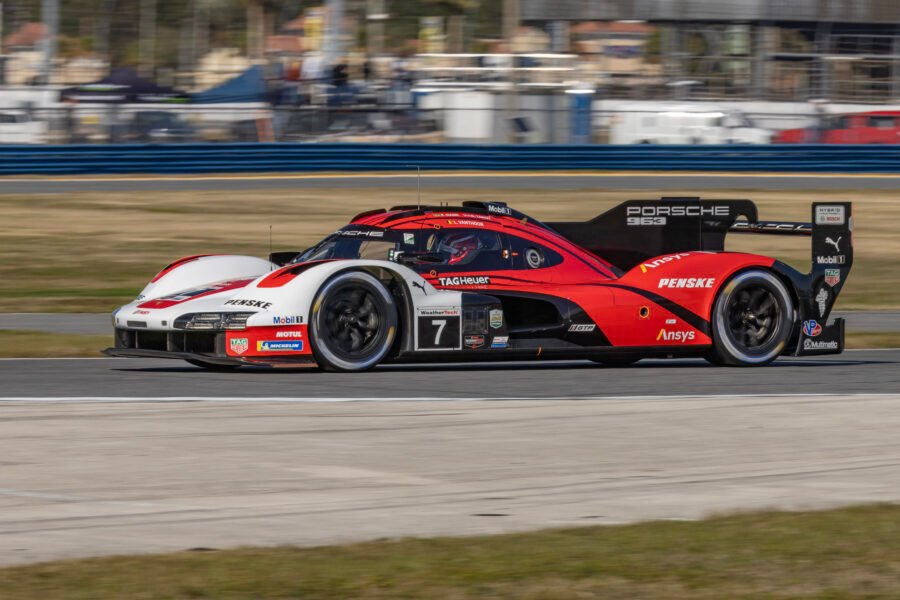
[337,229,384,238]
[658,277,715,289]
[802,320,822,337]
[656,329,696,342]
[639,253,691,273]
[815,205,846,226]
[133,309,151,315]
[225,299,272,309]
[275,330,303,338]
[824,269,841,287]
[464,334,485,349]
[446,219,485,227]
[627,205,729,226]
[815,255,847,265]
[525,247,543,269]
[486,203,513,216]
[272,315,303,325]
[665,318,677,324]
[489,309,503,329]
[825,236,842,253]
[403,233,415,245]
[257,340,304,352]
[804,338,839,351]
[491,335,509,349]
[418,307,461,317]
[816,288,829,316]
[230,337,249,355]
[438,276,490,286]
[568,324,596,333]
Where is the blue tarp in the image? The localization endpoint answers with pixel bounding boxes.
[192,66,267,104]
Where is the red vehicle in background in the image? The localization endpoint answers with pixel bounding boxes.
[775,110,900,144]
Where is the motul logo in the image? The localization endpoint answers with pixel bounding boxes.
[275,331,303,338]
[656,329,696,342]
[658,278,715,289]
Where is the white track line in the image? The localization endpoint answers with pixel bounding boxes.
[0,393,897,404]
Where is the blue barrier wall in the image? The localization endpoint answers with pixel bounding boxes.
[1,143,899,175]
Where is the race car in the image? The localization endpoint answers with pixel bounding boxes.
[105,198,853,371]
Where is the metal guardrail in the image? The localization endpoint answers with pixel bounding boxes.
[0,144,899,175]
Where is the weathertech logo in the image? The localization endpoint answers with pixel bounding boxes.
[658,278,715,289]
[438,276,490,286]
[656,329,696,342]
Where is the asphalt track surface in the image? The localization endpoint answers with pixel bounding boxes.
[1,386,899,565]
[4,172,900,193]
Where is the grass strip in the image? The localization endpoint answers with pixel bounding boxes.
[0,330,109,358]
[1,504,900,599]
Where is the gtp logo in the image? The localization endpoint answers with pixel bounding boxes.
[802,320,822,337]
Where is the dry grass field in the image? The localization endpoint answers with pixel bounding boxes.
[2,504,900,599]
[0,187,895,312]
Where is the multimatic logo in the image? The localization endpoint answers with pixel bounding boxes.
[438,276,490,286]
[804,338,839,351]
[225,299,272,309]
[627,205,729,226]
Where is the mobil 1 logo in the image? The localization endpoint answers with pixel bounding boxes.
[416,307,461,350]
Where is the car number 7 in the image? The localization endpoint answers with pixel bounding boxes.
[432,319,446,345]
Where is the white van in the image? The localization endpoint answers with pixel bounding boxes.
[609,108,771,145]
[0,111,47,144]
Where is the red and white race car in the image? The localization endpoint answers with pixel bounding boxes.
[106,198,852,370]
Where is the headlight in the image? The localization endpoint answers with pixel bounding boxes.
[174,312,255,330]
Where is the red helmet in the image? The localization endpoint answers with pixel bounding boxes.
[437,232,483,265]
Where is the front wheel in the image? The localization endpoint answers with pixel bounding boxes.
[309,271,398,372]
[707,269,794,367]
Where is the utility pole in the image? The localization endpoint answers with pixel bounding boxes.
[139,0,156,78]
[40,0,59,84]
[366,0,385,57]
[323,0,344,68]
[502,0,519,142]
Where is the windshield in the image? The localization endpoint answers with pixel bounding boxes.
[294,228,419,263]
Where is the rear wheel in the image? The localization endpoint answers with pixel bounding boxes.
[707,269,794,367]
[309,271,398,372]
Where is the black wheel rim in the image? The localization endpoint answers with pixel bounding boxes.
[726,284,781,350]
[322,285,383,357]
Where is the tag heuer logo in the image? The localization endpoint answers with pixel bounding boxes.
[230,337,248,355]
[824,269,840,287]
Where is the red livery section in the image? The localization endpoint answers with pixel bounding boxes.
[226,325,311,358]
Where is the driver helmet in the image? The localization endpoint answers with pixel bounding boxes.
[437,231,483,265]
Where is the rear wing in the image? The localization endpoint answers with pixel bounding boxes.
[546,197,852,277]
[548,198,853,356]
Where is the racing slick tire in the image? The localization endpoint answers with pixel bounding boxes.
[309,270,398,372]
[185,359,240,371]
[707,269,794,367]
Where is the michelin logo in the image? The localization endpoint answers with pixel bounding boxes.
[257,340,304,352]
